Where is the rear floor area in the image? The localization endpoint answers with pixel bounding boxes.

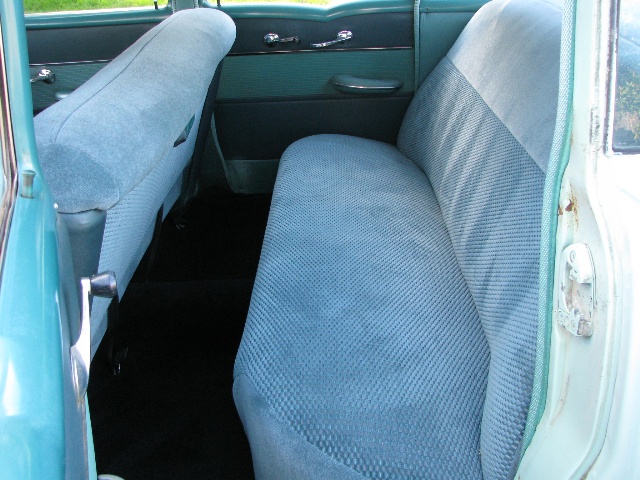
[88,189,271,479]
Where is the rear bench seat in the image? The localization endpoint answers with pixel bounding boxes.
[233,0,561,478]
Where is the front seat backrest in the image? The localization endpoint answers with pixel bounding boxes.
[34,8,236,354]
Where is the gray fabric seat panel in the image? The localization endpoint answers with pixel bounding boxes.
[88,104,204,353]
[446,0,561,170]
[34,8,236,213]
[235,134,489,479]
[234,375,369,480]
[399,56,546,479]
[33,9,236,353]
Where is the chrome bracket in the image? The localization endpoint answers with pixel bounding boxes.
[557,243,595,337]
[71,271,117,401]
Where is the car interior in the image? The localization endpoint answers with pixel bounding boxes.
[27,0,564,477]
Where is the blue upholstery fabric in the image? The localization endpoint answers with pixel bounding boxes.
[34,9,236,354]
[236,135,489,479]
[446,0,561,170]
[35,9,235,213]
[234,0,561,478]
[89,105,203,354]
[398,58,545,479]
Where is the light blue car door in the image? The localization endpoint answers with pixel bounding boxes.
[0,1,97,478]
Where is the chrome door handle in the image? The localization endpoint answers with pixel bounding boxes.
[329,75,403,95]
[310,30,353,49]
[264,33,301,47]
[30,68,56,84]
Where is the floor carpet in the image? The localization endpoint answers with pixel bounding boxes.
[88,189,271,479]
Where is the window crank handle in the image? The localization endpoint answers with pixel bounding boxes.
[310,31,353,49]
[30,68,56,84]
[264,33,301,47]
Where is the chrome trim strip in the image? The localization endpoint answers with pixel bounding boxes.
[29,48,413,63]
[227,45,412,56]
[329,76,402,93]
[29,59,111,67]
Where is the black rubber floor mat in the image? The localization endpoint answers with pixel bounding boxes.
[88,189,270,479]
[146,190,272,282]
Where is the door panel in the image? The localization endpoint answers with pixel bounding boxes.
[217,95,411,159]
[30,61,106,113]
[218,49,414,99]
[212,4,415,192]
[228,12,413,54]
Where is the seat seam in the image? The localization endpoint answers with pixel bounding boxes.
[235,373,370,480]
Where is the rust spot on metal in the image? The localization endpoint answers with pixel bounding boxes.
[564,199,574,212]
[569,192,578,229]
[559,189,579,229]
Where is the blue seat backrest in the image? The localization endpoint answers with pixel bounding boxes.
[34,9,236,214]
[398,0,561,477]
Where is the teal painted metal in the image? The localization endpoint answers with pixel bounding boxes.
[419,0,487,13]
[25,5,170,30]
[0,0,66,478]
[216,0,413,21]
[417,11,475,84]
[218,49,414,99]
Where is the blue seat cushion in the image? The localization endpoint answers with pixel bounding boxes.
[234,134,490,479]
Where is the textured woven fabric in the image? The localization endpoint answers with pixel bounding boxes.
[234,0,559,478]
[90,107,201,354]
[446,0,561,171]
[235,135,489,479]
[33,10,235,353]
[399,58,545,479]
[35,9,235,213]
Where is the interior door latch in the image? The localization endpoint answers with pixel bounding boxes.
[557,243,595,337]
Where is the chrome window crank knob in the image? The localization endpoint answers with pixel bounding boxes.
[30,68,56,84]
[264,33,301,47]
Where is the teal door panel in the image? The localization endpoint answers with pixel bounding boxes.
[1,1,94,477]
[30,62,106,113]
[218,49,414,99]
[211,4,415,192]
[416,0,489,83]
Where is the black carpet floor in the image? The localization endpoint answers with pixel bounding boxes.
[88,189,271,479]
